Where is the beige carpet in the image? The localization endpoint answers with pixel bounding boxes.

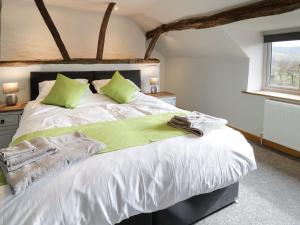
[195,142,300,225]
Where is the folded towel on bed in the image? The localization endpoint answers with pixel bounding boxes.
[0,141,36,161]
[0,139,57,172]
[1,148,57,172]
[1,132,106,194]
[168,111,227,136]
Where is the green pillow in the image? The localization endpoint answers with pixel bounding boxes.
[42,74,89,109]
[101,71,140,103]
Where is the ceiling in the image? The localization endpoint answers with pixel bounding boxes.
[18,0,300,33]
[24,0,256,31]
[155,28,247,58]
[19,0,300,57]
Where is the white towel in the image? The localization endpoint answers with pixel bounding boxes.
[0,138,57,172]
[0,141,36,161]
[168,111,227,136]
[2,132,106,194]
[3,148,57,172]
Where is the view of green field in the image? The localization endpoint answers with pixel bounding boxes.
[271,40,300,89]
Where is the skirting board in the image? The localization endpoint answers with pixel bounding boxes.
[229,126,300,158]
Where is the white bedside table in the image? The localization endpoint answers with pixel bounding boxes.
[0,103,26,148]
[146,91,176,106]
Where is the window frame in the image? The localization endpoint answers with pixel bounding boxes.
[263,38,300,96]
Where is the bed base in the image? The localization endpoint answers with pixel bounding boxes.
[118,182,239,225]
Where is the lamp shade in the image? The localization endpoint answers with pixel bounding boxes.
[3,82,19,94]
[150,77,159,85]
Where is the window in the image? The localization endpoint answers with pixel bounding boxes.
[264,32,300,95]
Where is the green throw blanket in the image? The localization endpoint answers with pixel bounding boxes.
[0,113,187,186]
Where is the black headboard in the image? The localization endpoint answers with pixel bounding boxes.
[30,70,141,100]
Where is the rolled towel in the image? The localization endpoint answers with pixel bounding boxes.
[2,132,106,194]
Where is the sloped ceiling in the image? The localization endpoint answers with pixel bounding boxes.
[18,0,300,57]
[155,28,247,58]
[23,0,255,31]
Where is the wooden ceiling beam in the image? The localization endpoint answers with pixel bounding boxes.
[96,2,116,60]
[34,0,70,60]
[144,27,164,59]
[0,58,160,67]
[146,0,300,40]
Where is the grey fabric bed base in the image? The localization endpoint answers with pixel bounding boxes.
[118,182,239,225]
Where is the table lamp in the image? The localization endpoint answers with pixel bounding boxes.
[150,77,159,94]
[3,82,19,106]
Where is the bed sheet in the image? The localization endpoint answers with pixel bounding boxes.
[0,93,256,225]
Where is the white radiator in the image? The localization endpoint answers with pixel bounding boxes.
[263,100,300,152]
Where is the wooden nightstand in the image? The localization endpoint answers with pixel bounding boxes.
[0,103,26,148]
[146,91,176,106]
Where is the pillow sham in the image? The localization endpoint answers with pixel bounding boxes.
[42,74,89,109]
[37,78,90,101]
[100,71,140,103]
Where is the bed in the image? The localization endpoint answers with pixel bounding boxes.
[0,70,256,225]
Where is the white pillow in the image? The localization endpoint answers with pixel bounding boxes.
[92,79,110,94]
[92,79,140,94]
[36,79,91,101]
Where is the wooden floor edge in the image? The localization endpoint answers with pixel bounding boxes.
[228,125,300,158]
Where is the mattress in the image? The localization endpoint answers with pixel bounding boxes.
[0,93,256,225]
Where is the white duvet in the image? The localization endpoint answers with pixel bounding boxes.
[0,93,256,225]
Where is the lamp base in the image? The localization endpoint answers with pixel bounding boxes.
[151,86,158,94]
[6,94,18,106]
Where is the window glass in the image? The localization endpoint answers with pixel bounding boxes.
[270,40,300,90]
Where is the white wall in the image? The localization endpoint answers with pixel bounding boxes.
[0,0,166,105]
[152,49,165,90]
[158,25,266,136]
[1,0,146,59]
[224,26,264,91]
[156,27,247,58]
[0,0,269,137]
[164,57,265,136]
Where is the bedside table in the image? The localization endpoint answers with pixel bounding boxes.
[146,91,176,106]
[0,103,26,148]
